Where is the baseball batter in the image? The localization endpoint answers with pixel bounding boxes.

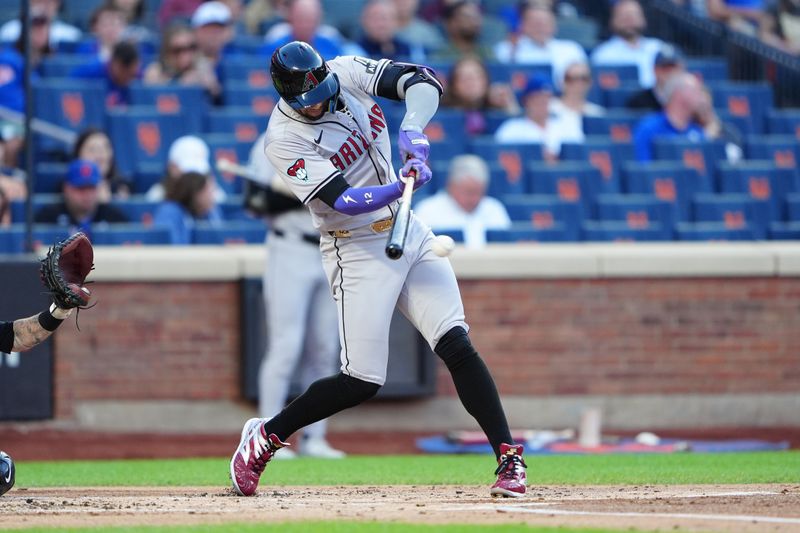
[247,131,344,459]
[230,41,527,498]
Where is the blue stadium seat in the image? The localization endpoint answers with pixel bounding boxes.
[746,135,800,171]
[39,55,96,77]
[90,225,172,245]
[202,134,253,195]
[581,221,670,241]
[651,137,727,180]
[675,222,756,241]
[692,193,768,238]
[717,161,799,222]
[502,194,582,240]
[583,110,643,142]
[766,109,800,138]
[624,161,710,221]
[34,162,68,194]
[10,195,61,223]
[715,109,753,137]
[603,83,643,109]
[32,78,106,154]
[486,63,553,91]
[222,83,280,115]
[107,107,192,176]
[483,111,516,136]
[487,223,575,242]
[595,193,674,235]
[528,162,608,212]
[0,225,72,254]
[193,221,267,244]
[129,84,207,133]
[114,199,161,226]
[218,56,273,87]
[685,58,728,83]
[432,229,465,243]
[469,140,540,194]
[591,65,641,91]
[708,82,773,135]
[220,196,256,221]
[788,193,800,221]
[205,108,266,144]
[133,162,164,194]
[560,137,634,190]
[769,221,800,240]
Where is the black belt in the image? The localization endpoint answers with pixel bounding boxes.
[271,229,321,246]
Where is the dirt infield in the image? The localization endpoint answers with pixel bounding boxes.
[3,484,799,532]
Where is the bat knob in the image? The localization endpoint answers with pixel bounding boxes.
[385,244,403,260]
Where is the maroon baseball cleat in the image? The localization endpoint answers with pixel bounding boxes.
[490,443,527,497]
[230,418,289,496]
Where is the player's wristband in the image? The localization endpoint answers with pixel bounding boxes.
[38,304,72,332]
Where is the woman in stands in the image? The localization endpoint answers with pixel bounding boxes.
[549,61,605,137]
[441,56,520,135]
[143,23,221,102]
[73,128,131,202]
[153,171,223,245]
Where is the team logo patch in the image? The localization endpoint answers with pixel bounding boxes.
[302,71,320,92]
[287,158,308,181]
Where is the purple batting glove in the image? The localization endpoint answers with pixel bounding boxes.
[399,158,432,191]
[398,129,430,163]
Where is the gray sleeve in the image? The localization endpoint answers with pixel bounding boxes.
[399,81,441,133]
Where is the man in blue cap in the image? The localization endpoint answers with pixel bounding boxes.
[35,159,128,234]
[494,74,583,160]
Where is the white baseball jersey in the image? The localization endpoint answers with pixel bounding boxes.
[264,56,399,232]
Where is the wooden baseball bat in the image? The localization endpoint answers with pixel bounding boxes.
[385,170,416,260]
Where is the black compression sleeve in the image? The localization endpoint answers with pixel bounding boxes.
[314,174,351,208]
[0,321,14,353]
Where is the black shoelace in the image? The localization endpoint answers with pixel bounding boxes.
[495,454,527,477]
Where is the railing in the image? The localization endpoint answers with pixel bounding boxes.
[644,0,800,107]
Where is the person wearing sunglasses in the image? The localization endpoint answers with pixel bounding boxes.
[549,61,605,138]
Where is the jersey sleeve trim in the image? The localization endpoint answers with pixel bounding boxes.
[303,170,344,205]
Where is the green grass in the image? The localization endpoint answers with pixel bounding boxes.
[15,451,800,488]
[13,524,624,533]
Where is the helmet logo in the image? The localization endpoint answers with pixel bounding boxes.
[302,71,320,92]
[287,158,308,181]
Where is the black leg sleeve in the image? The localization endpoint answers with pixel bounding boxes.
[263,372,380,442]
[435,326,513,458]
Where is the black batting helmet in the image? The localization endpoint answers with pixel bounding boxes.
[270,41,340,113]
[0,451,14,496]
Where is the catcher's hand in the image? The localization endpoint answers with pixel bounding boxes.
[40,232,95,309]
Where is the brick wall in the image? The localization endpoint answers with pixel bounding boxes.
[54,282,241,418]
[53,278,800,418]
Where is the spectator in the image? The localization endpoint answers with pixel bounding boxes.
[392,0,445,52]
[442,56,520,135]
[261,0,343,60]
[70,41,141,108]
[107,0,153,42]
[591,0,665,88]
[143,23,221,101]
[494,4,587,86]
[633,73,706,162]
[494,74,583,160]
[192,1,236,79]
[158,0,203,29]
[73,128,131,202]
[35,160,129,236]
[0,6,53,114]
[358,0,419,61]
[153,171,222,244]
[0,130,26,223]
[708,0,765,32]
[760,0,800,54]
[243,0,289,35]
[0,0,81,46]
[76,3,127,62]
[626,43,685,112]
[415,155,511,248]
[146,135,227,203]
[0,129,26,183]
[694,86,744,162]
[430,1,494,62]
[550,61,605,134]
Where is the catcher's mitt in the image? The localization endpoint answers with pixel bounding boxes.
[40,232,95,309]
